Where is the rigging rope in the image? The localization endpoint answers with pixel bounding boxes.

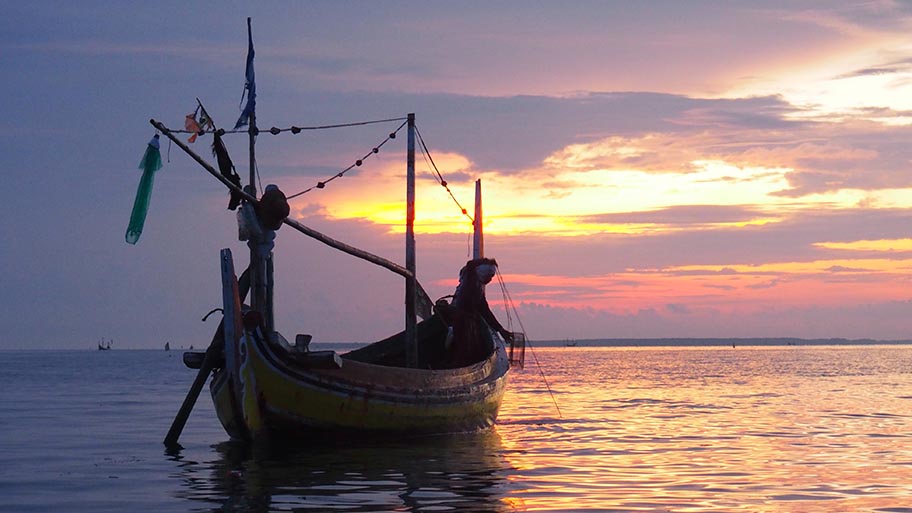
[168,112,477,227]
[285,119,408,199]
[414,126,474,225]
[496,269,563,419]
[165,116,409,136]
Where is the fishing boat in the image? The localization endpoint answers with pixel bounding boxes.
[97,338,112,350]
[146,19,524,446]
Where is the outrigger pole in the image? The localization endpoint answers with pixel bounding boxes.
[152,112,431,367]
[164,270,250,447]
[149,119,433,301]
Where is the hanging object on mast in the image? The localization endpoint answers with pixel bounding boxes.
[212,131,243,210]
[184,103,214,143]
[125,134,164,245]
[234,17,256,130]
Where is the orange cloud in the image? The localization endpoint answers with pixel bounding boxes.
[493,254,912,317]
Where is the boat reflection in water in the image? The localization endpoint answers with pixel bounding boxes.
[171,429,515,512]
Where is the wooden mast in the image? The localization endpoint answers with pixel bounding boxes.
[240,17,271,334]
[473,179,483,259]
[405,113,417,367]
[246,18,260,324]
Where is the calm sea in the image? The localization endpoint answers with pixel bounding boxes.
[2,344,911,512]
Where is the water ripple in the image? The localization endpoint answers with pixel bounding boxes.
[5,347,912,512]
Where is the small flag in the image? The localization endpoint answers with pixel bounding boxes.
[234,18,256,129]
[185,104,215,143]
[185,113,202,143]
[126,134,163,244]
[198,105,214,132]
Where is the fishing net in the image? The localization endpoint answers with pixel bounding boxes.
[125,135,163,245]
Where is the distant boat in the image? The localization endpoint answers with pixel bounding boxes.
[165,342,171,351]
[564,340,578,347]
[97,338,112,351]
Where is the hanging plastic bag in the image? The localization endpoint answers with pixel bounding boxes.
[125,134,163,245]
[237,202,263,242]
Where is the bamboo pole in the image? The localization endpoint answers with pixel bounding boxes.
[164,268,250,447]
[150,120,256,202]
[163,324,223,448]
[149,118,435,312]
[283,218,410,278]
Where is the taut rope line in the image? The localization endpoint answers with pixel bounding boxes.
[495,269,563,419]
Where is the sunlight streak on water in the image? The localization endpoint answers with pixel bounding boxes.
[497,346,912,512]
[1,345,910,512]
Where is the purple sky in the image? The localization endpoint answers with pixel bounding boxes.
[4,2,912,349]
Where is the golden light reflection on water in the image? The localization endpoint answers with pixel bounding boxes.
[19,348,910,512]
[495,345,912,512]
[159,346,912,512]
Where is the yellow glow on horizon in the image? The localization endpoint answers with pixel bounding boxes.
[815,238,912,252]
[294,157,908,236]
[551,160,794,211]
[286,137,912,239]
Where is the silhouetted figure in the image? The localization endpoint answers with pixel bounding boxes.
[449,258,512,367]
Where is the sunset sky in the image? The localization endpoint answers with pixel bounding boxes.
[4,1,912,349]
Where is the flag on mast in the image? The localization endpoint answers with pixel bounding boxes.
[234,18,256,129]
[185,103,214,143]
[184,112,202,143]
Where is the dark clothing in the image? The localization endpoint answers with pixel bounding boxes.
[212,132,244,210]
[448,258,507,368]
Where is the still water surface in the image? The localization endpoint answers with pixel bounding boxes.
[2,345,911,512]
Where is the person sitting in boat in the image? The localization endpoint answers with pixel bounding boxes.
[448,257,513,367]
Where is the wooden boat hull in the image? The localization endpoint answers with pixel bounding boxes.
[210,331,510,441]
[206,248,510,443]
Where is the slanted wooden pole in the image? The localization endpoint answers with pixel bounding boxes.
[405,113,417,368]
[149,119,435,311]
[150,120,256,202]
[164,268,250,447]
[164,323,224,448]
